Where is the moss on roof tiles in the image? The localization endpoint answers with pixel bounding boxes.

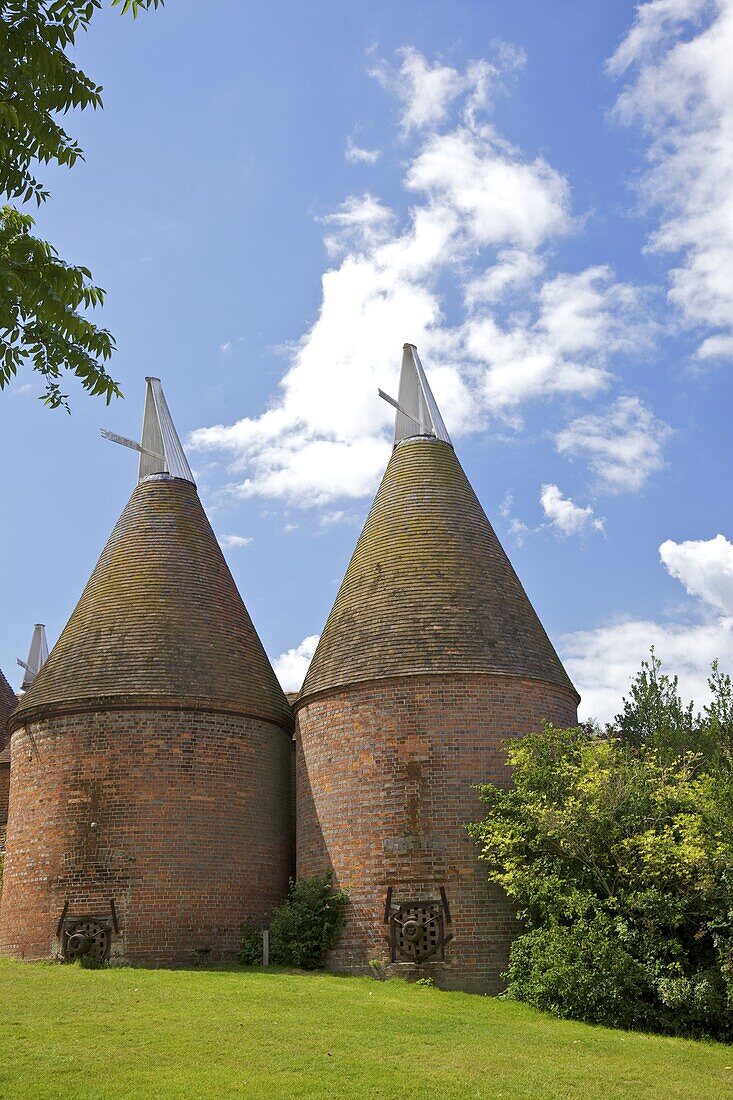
[301,437,578,703]
[13,477,291,730]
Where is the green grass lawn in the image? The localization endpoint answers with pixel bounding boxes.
[0,961,729,1099]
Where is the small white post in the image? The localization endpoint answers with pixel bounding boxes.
[262,929,269,966]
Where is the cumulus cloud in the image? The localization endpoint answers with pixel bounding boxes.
[372,47,470,134]
[465,248,544,307]
[555,396,671,493]
[659,532,733,613]
[562,614,733,725]
[371,44,526,136]
[272,634,320,692]
[462,267,648,417]
[540,484,605,537]
[609,0,733,360]
[191,48,652,508]
[217,534,253,549]
[406,125,570,248]
[345,138,381,165]
[320,193,395,258]
[562,531,733,722]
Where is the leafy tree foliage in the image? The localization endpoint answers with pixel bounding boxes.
[468,655,733,1039]
[0,0,162,409]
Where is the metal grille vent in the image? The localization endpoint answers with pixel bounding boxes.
[61,917,111,963]
[385,886,453,964]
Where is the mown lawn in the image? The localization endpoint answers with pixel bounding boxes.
[0,960,729,1099]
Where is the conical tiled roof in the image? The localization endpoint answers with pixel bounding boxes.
[12,475,292,730]
[0,669,16,722]
[301,436,578,703]
[0,668,16,752]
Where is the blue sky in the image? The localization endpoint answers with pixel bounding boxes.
[2,0,733,721]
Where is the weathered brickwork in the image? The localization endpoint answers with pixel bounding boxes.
[0,707,292,964]
[296,672,578,993]
[0,754,9,828]
[1,385,580,991]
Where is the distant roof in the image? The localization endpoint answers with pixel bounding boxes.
[13,476,292,731]
[301,435,578,703]
[0,669,16,719]
[0,668,17,755]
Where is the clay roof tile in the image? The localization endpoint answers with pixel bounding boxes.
[12,476,291,730]
[301,435,578,703]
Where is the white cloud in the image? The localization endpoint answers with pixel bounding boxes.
[372,47,468,134]
[540,484,605,537]
[659,532,733,613]
[555,396,671,493]
[345,138,381,165]
[320,193,395,258]
[372,44,525,136]
[217,534,253,549]
[407,126,570,249]
[191,48,652,508]
[562,530,733,722]
[318,509,360,527]
[499,490,531,545]
[536,268,646,358]
[273,634,320,692]
[465,248,544,306]
[609,0,733,360]
[562,613,733,724]
[220,337,244,355]
[461,266,648,417]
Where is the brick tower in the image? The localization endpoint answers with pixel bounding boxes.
[0,379,293,965]
[295,345,579,992]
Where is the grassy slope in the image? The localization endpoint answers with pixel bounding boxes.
[0,961,729,1099]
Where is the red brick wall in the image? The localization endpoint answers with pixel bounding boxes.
[296,673,578,993]
[0,762,8,827]
[0,708,292,964]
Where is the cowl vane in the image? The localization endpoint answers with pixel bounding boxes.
[17,623,49,691]
[101,377,194,484]
[379,343,451,447]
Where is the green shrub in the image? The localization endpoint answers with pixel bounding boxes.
[368,958,387,980]
[268,875,347,970]
[468,654,733,1040]
[77,954,108,970]
[505,918,651,1031]
[237,925,264,966]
